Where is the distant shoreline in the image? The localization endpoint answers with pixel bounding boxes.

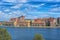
[0,26,60,28]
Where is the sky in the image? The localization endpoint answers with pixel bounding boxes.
[0,0,60,21]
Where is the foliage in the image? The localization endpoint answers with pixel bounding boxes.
[0,28,11,40]
[33,34,44,40]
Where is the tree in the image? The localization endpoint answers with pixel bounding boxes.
[0,28,11,40]
[33,34,44,40]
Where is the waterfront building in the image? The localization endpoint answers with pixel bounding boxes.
[25,19,32,27]
[17,21,30,27]
[14,16,31,27]
[0,22,2,26]
[2,15,58,27]
[43,18,50,27]
[31,18,45,27]
[45,17,57,27]
[11,16,25,27]
[49,18,56,26]
[10,18,16,22]
[14,18,19,26]
[18,15,25,22]
[57,17,60,25]
[2,22,14,26]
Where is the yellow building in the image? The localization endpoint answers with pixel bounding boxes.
[25,19,31,27]
[14,17,31,27]
[14,18,19,27]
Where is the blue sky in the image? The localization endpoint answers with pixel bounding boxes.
[0,0,60,21]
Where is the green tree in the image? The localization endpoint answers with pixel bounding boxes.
[33,34,44,40]
[0,28,11,40]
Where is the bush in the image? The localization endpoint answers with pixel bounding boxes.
[33,34,44,40]
[0,28,11,40]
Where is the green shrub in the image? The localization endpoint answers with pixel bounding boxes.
[33,34,44,40]
[0,28,11,40]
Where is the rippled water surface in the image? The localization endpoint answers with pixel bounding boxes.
[4,27,60,40]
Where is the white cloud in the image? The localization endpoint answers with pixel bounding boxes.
[15,3,45,13]
[26,15,38,19]
[11,4,23,9]
[50,4,59,8]
[3,9,11,12]
[33,0,60,2]
[47,0,54,2]
[40,14,50,18]
[0,11,9,18]
[39,3,45,6]
[0,10,27,21]
[28,3,45,7]
[16,0,27,3]
[0,11,10,21]
[11,3,45,10]
[8,10,27,18]
[55,0,60,2]
[11,0,28,9]
[3,0,16,2]
[49,7,60,12]
[29,5,39,8]
[3,0,27,3]
[44,0,60,2]
[53,5,58,7]
[0,11,5,17]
